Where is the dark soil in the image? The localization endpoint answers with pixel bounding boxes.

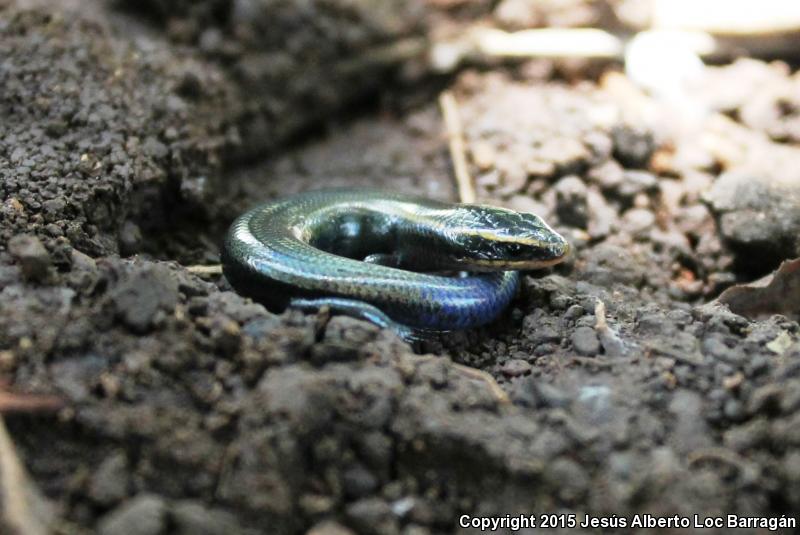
[1,1,799,535]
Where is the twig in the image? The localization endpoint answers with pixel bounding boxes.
[429,27,623,73]
[430,24,800,75]
[413,355,510,405]
[474,28,623,59]
[439,91,476,203]
[0,416,55,534]
[451,363,510,405]
[594,300,609,331]
[593,298,628,358]
[0,388,64,415]
[186,264,223,277]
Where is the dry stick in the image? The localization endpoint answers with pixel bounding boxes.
[473,27,623,59]
[438,94,511,405]
[430,22,800,75]
[186,264,223,277]
[0,379,64,415]
[452,363,511,405]
[0,389,64,415]
[0,416,55,535]
[439,91,476,204]
[414,355,510,405]
[438,93,511,404]
[429,27,625,74]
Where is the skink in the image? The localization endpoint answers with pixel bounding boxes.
[221,189,569,341]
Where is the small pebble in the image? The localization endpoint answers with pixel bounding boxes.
[563,304,585,321]
[8,234,51,282]
[346,498,398,535]
[307,521,357,535]
[343,464,379,498]
[88,452,129,506]
[171,500,243,535]
[554,175,589,228]
[618,170,657,198]
[611,125,655,168]
[111,265,179,333]
[97,494,166,535]
[571,326,601,356]
[119,220,143,256]
[501,358,532,377]
[471,141,496,170]
[622,208,656,235]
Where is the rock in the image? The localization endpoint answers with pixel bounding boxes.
[501,358,532,377]
[783,452,800,505]
[180,175,209,207]
[538,136,591,175]
[549,293,572,310]
[617,170,657,199]
[42,197,66,216]
[494,0,543,29]
[621,208,656,236]
[298,494,335,517]
[50,354,105,402]
[171,500,244,535]
[119,220,143,256]
[142,136,169,159]
[723,398,745,421]
[8,234,52,282]
[70,248,97,272]
[307,520,357,535]
[98,494,167,535]
[525,323,561,345]
[346,498,398,535]
[513,378,571,409]
[611,124,655,168]
[401,524,431,535]
[586,187,618,239]
[724,419,771,453]
[208,316,242,356]
[111,265,179,333]
[580,244,646,287]
[704,172,800,273]
[575,385,613,424]
[701,334,741,364]
[356,432,393,470]
[505,195,551,221]
[545,457,589,503]
[554,175,589,228]
[470,141,496,170]
[88,452,129,506]
[668,390,713,453]
[563,304,585,321]
[343,464,379,498]
[587,159,624,190]
[533,343,558,356]
[571,326,600,356]
[747,383,784,416]
[499,165,528,195]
